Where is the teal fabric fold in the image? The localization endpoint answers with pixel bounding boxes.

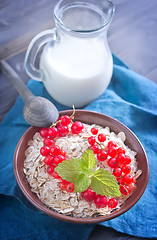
[0,55,157,239]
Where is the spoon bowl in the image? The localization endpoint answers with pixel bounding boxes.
[23,96,59,127]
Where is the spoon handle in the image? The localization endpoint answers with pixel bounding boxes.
[0,60,34,102]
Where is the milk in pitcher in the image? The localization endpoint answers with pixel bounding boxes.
[25,1,115,107]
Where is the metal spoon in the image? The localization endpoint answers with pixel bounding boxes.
[0,60,59,127]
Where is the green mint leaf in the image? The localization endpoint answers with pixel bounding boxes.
[86,168,94,176]
[81,148,96,169]
[55,158,87,182]
[74,173,90,193]
[91,168,121,197]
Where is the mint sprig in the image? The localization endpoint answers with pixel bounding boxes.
[55,149,120,197]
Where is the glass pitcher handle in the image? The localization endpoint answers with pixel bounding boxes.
[25,29,57,81]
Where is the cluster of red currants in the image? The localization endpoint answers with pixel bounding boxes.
[40,115,84,139]
[88,127,137,196]
[39,115,84,192]
[81,187,118,209]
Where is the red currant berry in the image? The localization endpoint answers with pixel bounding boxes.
[48,127,59,138]
[88,136,96,146]
[60,182,67,191]
[91,127,98,135]
[128,182,137,192]
[124,156,131,165]
[97,133,106,142]
[107,141,117,148]
[117,153,126,164]
[116,177,124,185]
[47,165,55,174]
[50,145,61,156]
[125,185,131,194]
[90,145,99,154]
[81,188,96,202]
[117,147,125,154]
[108,198,118,209]
[61,115,71,126]
[56,117,63,128]
[122,165,131,174]
[108,158,118,168]
[58,125,69,137]
[71,121,84,134]
[97,150,108,161]
[53,155,65,165]
[61,179,70,184]
[60,150,66,157]
[66,183,75,192]
[43,138,54,147]
[39,128,49,138]
[44,155,54,165]
[123,174,133,184]
[94,194,108,208]
[52,171,61,179]
[108,147,117,158]
[113,167,122,177]
[40,146,50,156]
[120,185,131,195]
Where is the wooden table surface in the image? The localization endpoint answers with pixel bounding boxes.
[0,0,156,239]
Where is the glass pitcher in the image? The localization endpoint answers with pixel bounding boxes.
[25,0,115,108]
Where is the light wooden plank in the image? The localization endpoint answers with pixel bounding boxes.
[0,0,57,59]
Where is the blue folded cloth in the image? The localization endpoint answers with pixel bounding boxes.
[0,55,157,239]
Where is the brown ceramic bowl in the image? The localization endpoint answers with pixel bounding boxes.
[13,110,149,224]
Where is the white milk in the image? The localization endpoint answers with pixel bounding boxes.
[40,34,113,107]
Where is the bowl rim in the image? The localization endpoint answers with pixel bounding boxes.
[13,109,149,224]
